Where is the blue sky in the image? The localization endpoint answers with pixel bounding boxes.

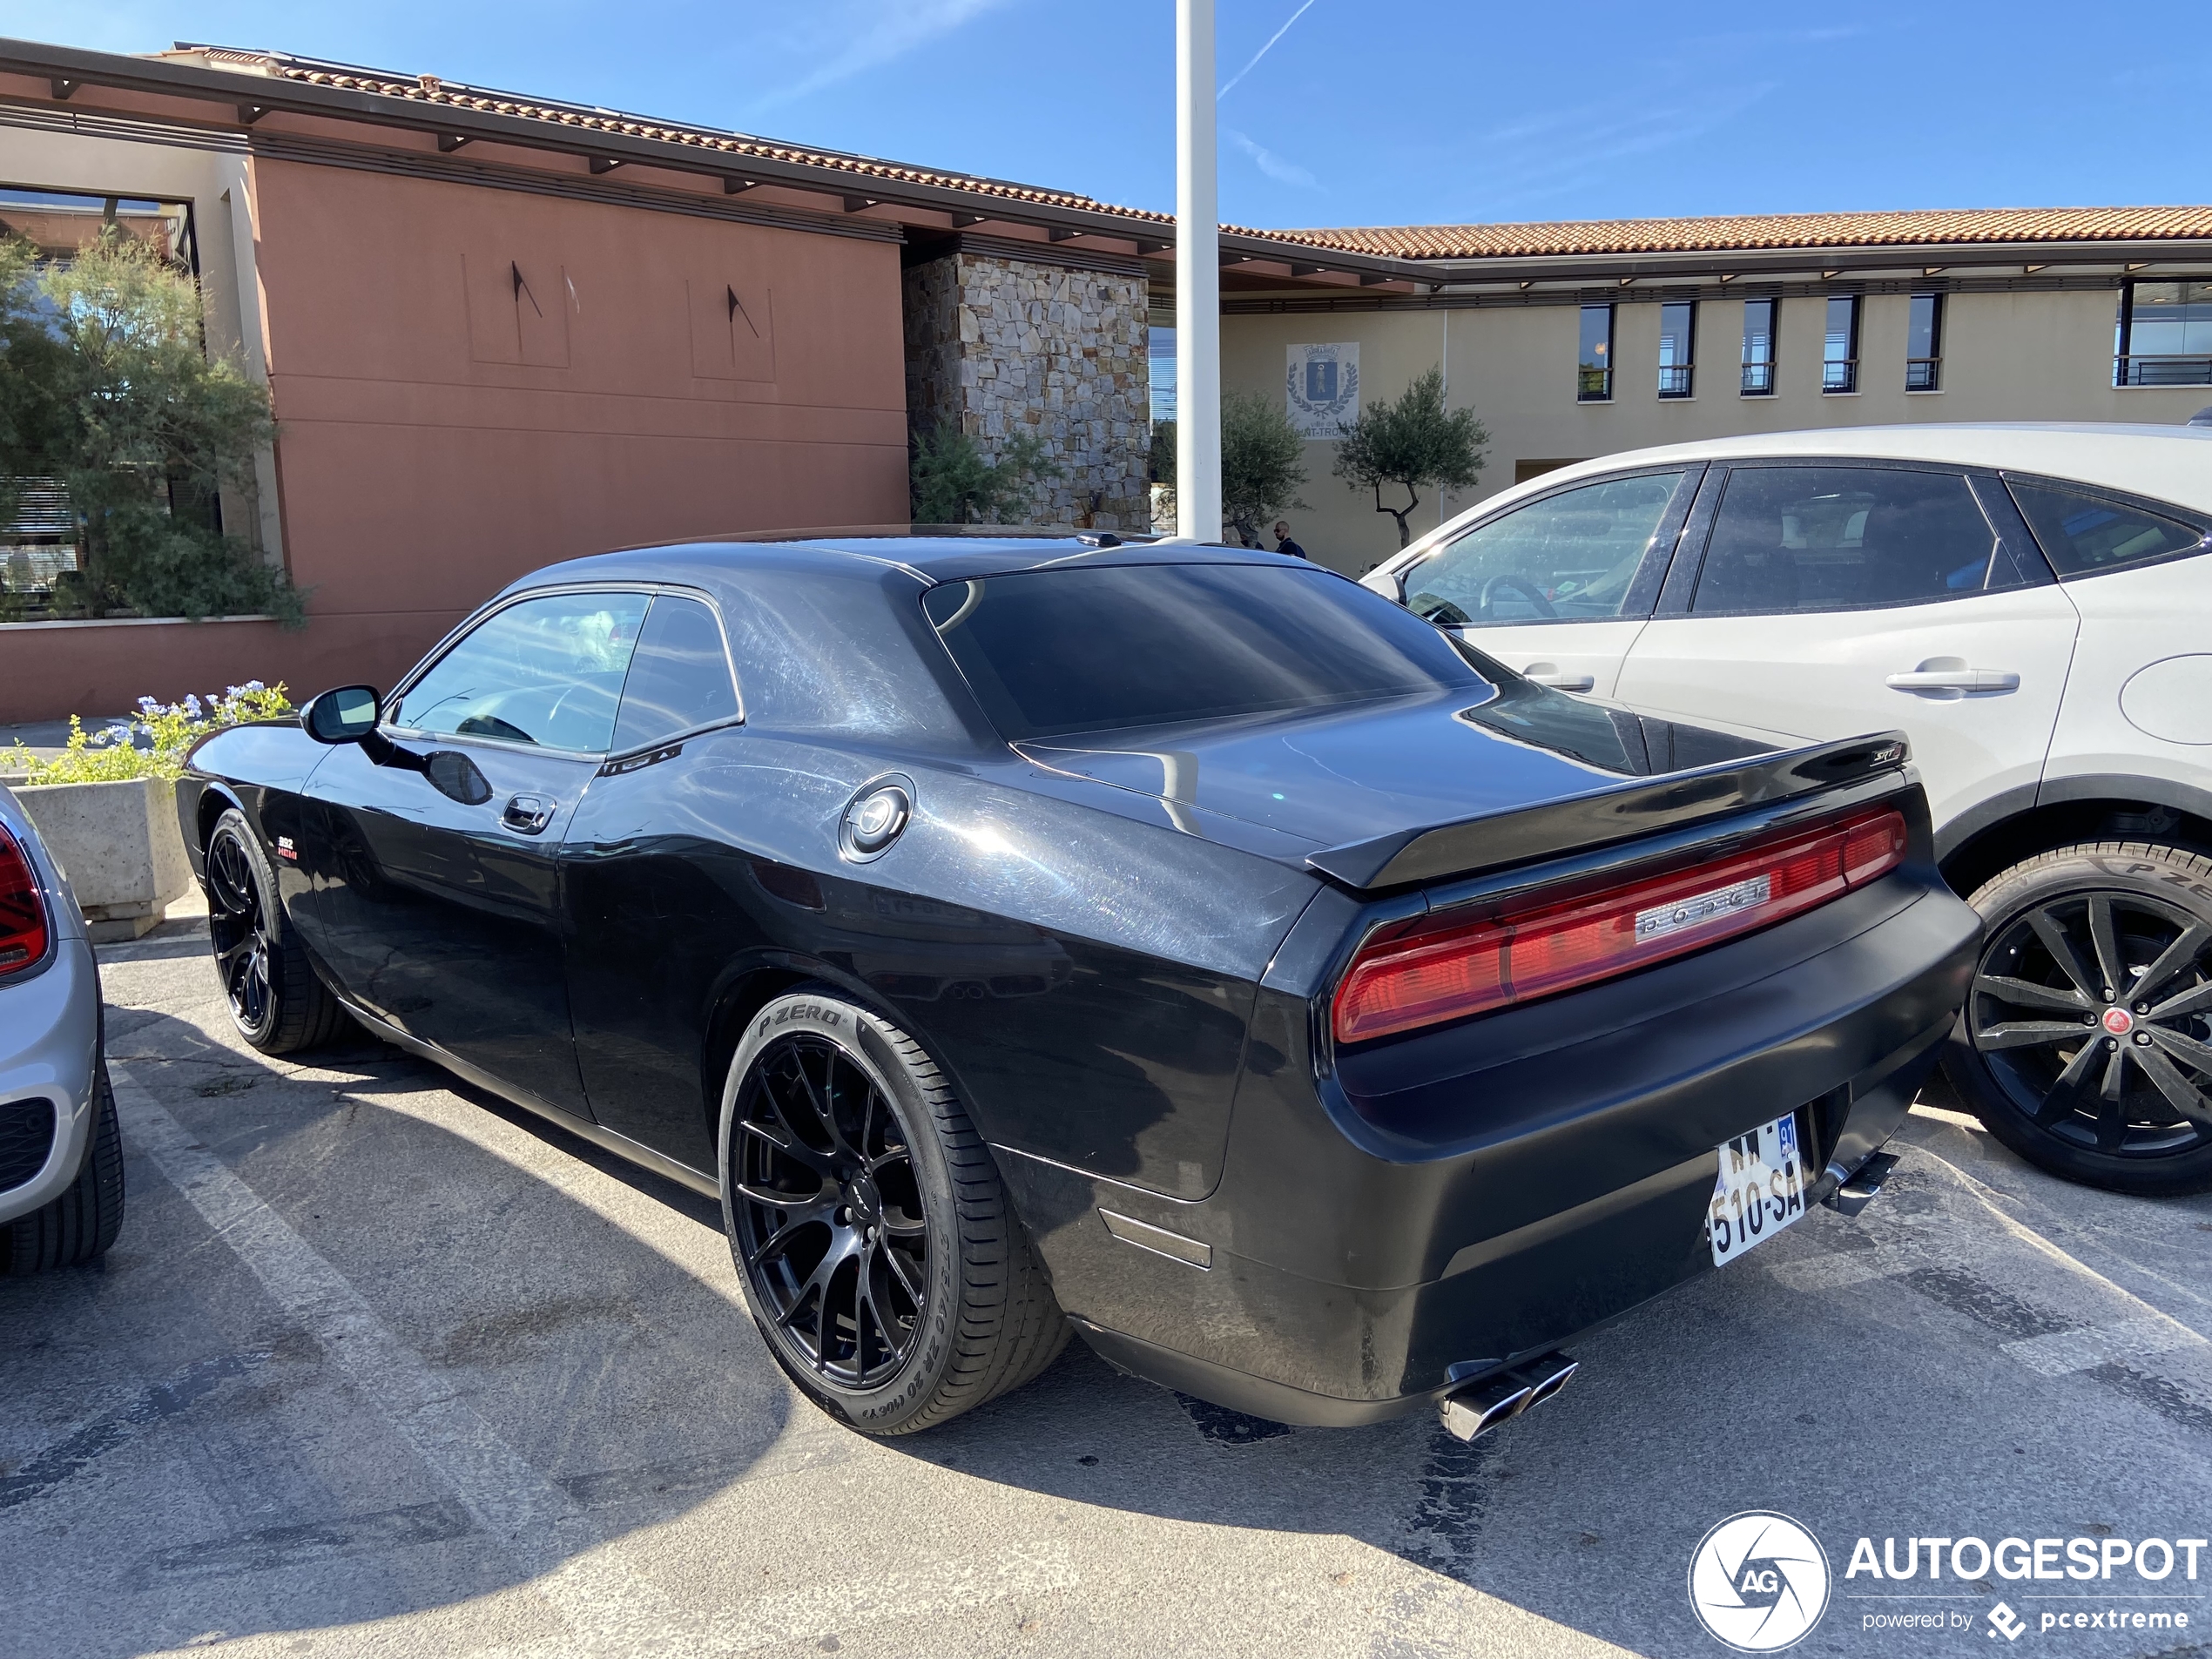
[12,0,2207,231]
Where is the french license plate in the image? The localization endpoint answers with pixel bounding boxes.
[1707,1113,1809,1266]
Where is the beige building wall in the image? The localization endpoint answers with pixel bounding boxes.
[1222,286,2211,577]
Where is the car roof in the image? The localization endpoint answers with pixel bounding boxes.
[1393,424,2212,565]
[524,535,1299,591]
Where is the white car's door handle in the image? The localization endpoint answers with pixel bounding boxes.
[1522,664,1595,692]
[1885,669,2020,694]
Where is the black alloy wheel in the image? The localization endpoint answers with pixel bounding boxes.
[732,1034,929,1389]
[206,823,277,1041]
[203,809,347,1056]
[718,990,1068,1434]
[1946,842,2212,1195]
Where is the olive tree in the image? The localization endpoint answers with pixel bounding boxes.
[1331,368,1488,548]
[1219,389,1306,546]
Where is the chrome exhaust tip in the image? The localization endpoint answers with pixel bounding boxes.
[1823,1150,1900,1218]
[1514,1354,1579,1408]
[1436,1351,1576,1442]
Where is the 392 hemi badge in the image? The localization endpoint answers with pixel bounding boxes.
[1635,873,1770,943]
[275,836,298,860]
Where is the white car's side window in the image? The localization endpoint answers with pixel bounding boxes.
[1690,466,2033,616]
[1404,472,1689,627]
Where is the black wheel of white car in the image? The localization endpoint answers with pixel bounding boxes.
[1944,842,2212,1196]
[720,989,1067,1434]
[206,809,346,1055]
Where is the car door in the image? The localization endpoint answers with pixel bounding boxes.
[1386,466,1701,697]
[306,587,651,1117]
[2003,474,2212,806]
[1615,461,2081,833]
[560,590,754,1171]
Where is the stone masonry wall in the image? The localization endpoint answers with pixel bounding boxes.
[902,249,1151,531]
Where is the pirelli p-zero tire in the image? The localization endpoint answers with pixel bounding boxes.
[719,988,1069,1435]
[3,1065,125,1275]
[205,808,346,1056]
[1943,841,2212,1197]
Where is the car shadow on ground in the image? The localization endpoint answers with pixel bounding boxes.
[1,1003,799,1659]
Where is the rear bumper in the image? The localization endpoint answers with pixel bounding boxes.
[0,937,104,1227]
[1001,876,1979,1425]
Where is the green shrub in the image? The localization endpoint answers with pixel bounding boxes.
[3,682,293,783]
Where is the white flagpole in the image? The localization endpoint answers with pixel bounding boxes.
[1175,0,1221,542]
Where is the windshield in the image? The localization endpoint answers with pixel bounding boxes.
[922,563,1488,740]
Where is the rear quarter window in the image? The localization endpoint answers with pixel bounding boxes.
[922,563,1487,740]
[2006,478,2209,577]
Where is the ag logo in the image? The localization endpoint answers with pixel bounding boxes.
[1688,1511,1831,1651]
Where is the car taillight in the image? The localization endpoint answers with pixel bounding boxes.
[0,823,50,978]
[1332,805,1909,1044]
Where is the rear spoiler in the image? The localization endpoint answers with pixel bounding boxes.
[1305,732,1911,892]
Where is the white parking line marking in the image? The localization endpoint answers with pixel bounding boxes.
[111,1065,696,1655]
[2001,1316,2202,1378]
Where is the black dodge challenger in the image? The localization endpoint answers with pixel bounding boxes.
[179,535,1978,1439]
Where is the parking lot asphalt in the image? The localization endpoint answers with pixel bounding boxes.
[5,914,2211,1659]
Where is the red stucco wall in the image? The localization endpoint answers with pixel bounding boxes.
[3,158,909,723]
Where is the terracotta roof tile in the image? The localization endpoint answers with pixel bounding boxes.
[187,45,1175,226]
[1271,207,2212,261]
[172,51,2212,267]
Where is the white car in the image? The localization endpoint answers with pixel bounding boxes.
[1366,422,2212,1196]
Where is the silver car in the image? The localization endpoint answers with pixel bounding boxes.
[0,782,121,1272]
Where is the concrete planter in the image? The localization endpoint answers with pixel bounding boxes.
[9,775,192,941]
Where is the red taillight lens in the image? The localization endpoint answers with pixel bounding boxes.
[0,823,51,978]
[1332,805,1909,1044]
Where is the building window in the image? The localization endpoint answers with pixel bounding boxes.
[1657,301,1696,398]
[2115,280,2212,387]
[1148,322,1177,423]
[0,185,201,622]
[1740,299,1777,395]
[1906,293,1943,391]
[1822,294,1860,393]
[1577,304,1613,401]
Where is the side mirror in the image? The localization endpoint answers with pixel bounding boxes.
[301,685,381,745]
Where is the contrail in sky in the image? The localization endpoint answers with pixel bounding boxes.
[1217,0,1320,101]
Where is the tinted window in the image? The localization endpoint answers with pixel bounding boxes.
[1577,305,1613,401]
[1693,467,2020,615]
[396,591,647,751]
[2007,480,2207,577]
[924,563,1485,741]
[1405,472,1688,625]
[1741,299,1777,395]
[610,595,738,752]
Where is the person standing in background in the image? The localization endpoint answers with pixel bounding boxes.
[1272,520,1307,559]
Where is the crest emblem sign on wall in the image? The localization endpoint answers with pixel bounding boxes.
[1285,342,1359,439]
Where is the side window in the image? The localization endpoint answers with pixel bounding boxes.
[610,595,740,752]
[1403,471,1689,626]
[395,591,649,752]
[1691,467,2024,616]
[2006,479,2208,577]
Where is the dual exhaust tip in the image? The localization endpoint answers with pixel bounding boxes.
[1437,1352,1578,1443]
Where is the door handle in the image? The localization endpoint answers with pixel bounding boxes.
[1522,663,1595,692]
[1885,669,2020,694]
[502,793,556,834]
